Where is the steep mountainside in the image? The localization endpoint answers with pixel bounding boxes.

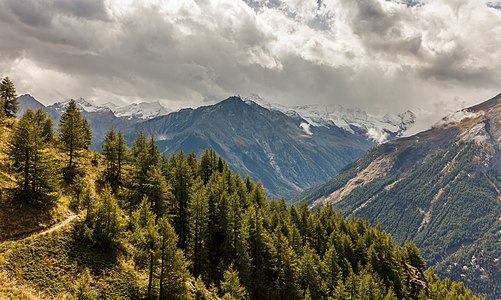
[127,96,374,198]
[17,95,135,147]
[254,99,415,143]
[18,95,414,198]
[295,93,501,298]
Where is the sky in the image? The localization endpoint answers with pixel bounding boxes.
[0,0,500,128]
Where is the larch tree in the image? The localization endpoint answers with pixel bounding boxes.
[158,215,190,299]
[0,77,18,117]
[102,128,128,190]
[130,197,160,299]
[187,178,209,277]
[8,108,57,202]
[58,99,92,171]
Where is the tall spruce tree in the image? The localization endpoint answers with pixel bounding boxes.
[102,128,128,189]
[130,197,159,299]
[92,187,124,246]
[8,108,57,202]
[158,216,190,299]
[0,77,18,117]
[58,99,92,171]
[187,178,209,277]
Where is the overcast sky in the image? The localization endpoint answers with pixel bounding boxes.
[0,0,499,126]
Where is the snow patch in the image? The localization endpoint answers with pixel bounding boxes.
[111,101,170,119]
[367,128,388,144]
[434,110,484,128]
[245,95,415,142]
[299,122,313,135]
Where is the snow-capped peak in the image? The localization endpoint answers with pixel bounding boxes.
[245,95,415,143]
[50,98,112,114]
[109,101,170,120]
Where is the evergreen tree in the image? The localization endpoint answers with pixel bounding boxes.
[144,166,172,217]
[131,130,147,161]
[158,216,190,299]
[220,264,247,300]
[102,128,127,189]
[8,108,57,203]
[0,77,18,117]
[187,178,209,277]
[58,99,92,171]
[168,151,193,250]
[102,128,118,182]
[130,197,160,299]
[93,187,124,246]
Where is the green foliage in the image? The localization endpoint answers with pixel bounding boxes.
[8,108,58,204]
[85,187,125,247]
[0,117,482,300]
[102,128,127,191]
[220,264,247,300]
[58,99,92,177]
[0,97,5,121]
[1,76,18,117]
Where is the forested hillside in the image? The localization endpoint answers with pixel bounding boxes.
[0,79,481,299]
[295,94,501,298]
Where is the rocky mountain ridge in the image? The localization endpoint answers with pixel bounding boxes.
[295,93,501,298]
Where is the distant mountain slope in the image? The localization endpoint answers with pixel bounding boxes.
[110,101,170,120]
[17,94,45,117]
[254,98,415,143]
[18,95,414,198]
[127,96,375,198]
[295,93,501,298]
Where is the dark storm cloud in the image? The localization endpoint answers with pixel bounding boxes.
[344,0,423,57]
[418,45,497,87]
[0,0,498,127]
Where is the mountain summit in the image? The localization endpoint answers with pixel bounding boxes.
[295,93,501,298]
[18,95,415,198]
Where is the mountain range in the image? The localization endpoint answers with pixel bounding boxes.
[17,94,414,198]
[294,93,501,298]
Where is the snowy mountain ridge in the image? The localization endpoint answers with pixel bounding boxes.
[49,98,170,120]
[244,97,416,143]
[111,101,170,120]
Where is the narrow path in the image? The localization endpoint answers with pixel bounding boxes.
[1,214,78,243]
[27,215,78,240]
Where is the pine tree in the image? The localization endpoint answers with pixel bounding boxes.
[158,216,190,299]
[143,166,172,217]
[168,152,193,250]
[8,108,57,203]
[187,178,209,277]
[1,77,18,117]
[101,128,127,190]
[93,187,124,246]
[220,264,247,300]
[116,131,127,181]
[102,128,118,182]
[130,197,160,299]
[131,130,147,161]
[58,99,92,172]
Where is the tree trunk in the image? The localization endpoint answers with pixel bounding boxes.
[23,149,30,192]
[148,252,154,299]
[159,237,166,300]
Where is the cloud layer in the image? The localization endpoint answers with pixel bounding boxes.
[0,0,499,125]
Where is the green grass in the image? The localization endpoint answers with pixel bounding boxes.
[0,222,143,299]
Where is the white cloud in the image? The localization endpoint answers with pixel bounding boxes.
[0,0,498,128]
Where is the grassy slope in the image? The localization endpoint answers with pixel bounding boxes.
[0,117,139,299]
[0,225,144,299]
